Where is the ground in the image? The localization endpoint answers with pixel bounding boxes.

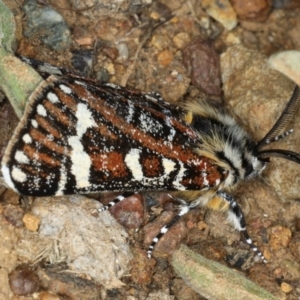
[0,0,300,299]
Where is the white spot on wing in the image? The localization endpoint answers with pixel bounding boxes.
[125,101,135,123]
[37,104,47,116]
[162,158,175,174]
[11,166,27,183]
[31,120,38,128]
[22,134,32,144]
[165,117,176,142]
[1,165,17,191]
[68,136,92,188]
[56,156,68,196]
[203,174,209,186]
[139,113,163,134]
[172,161,186,190]
[60,84,72,94]
[68,103,96,190]
[76,103,96,136]
[124,148,186,190]
[47,92,59,103]
[125,149,143,180]
[15,151,29,164]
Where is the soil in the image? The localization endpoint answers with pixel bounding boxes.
[1,0,300,299]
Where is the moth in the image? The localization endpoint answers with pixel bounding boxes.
[2,56,300,259]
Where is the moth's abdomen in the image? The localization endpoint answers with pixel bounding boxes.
[2,76,226,196]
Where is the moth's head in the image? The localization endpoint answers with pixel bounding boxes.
[187,86,300,188]
[244,156,267,179]
[192,117,268,187]
[217,133,267,186]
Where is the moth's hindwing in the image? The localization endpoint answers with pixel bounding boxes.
[2,75,226,196]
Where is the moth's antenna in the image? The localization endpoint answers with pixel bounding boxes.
[258,149,300,165]
[257,86,300,149]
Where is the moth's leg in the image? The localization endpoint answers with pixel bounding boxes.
[145,91,164,102]
[147,194,196,258]
[98,191,136,212]
[17,55,96,82]
[217,191,267,263]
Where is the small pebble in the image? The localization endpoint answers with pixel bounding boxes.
[39,291,61,300]
[102,46,119,60]
[269,225,292,250]
[173,32,191,50]
[231,0,272,22]
[109,194,144,229]
[3,205,24,228]
[116,42,129,61]
[268,50,300,86]
[23,0,71,50]
[151,34,170,51]
[23,213,40,232]
[201,0,237,30]
[157,50,174,67]
[9,267,40,296]
[183,38,221,96]
[280,282,293,294]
